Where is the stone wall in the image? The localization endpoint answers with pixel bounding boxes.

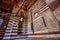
[53,6,60,26]
[27,0,60,34]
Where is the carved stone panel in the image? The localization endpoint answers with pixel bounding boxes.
[33,16,46,32]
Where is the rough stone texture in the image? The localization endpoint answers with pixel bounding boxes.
[33,16,46,32]
[45,0,55,4]
[12,6,20,13]
[42,9,59,31]
[27,33,60,40]
[27,37,60,40]
[27,0,60,34]
[27,0,47,34]
[27,10,33,34]
[53,6,60,25]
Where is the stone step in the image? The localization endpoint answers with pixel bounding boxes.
[10,36,27,39]
[7,27,12,29]
[13,18,19,21]
[7,28,18,30]
[12,30,18,32]
[3,36,27,40]
[14,20,19,22]
[3,17,16,40]
[13,23,18,25]
[13,22,19,24]
[14,38,28,40]
[5,30,12,32]
[10,18,14,20]
[3,37,10,40]
[9,20,13,22]
[3,15,20,40]
[12,28,26,30]
[7,25,13,26]
[8,22,13,24]
[9,20,19,22]
[12,27,18,28]
[13,17,19,19]
[13,19,19,21]
[13,25,18,27]
[8,23,13,25]
[5,33,17,36]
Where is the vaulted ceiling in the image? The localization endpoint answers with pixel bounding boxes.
[0,0,37,13]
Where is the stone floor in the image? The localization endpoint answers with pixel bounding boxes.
[27,37,60,40]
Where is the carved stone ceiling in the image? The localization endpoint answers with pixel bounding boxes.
[0,0,37,13]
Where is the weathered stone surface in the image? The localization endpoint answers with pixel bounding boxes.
[27,0,60,33]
